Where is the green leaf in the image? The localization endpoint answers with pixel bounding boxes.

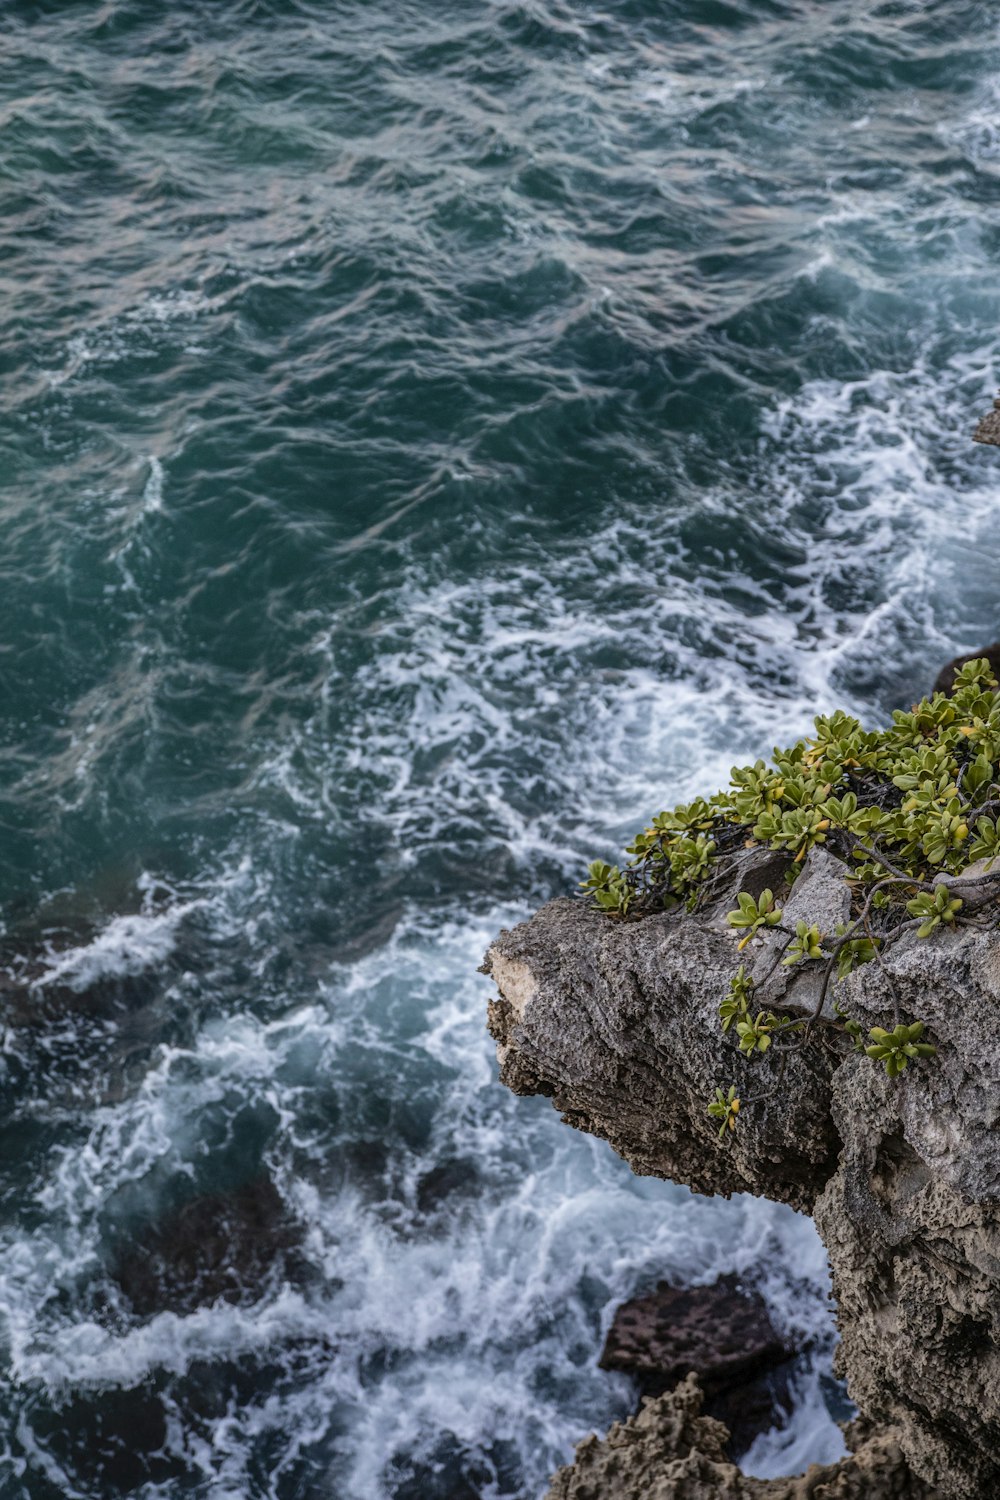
[865,1021,937,1076]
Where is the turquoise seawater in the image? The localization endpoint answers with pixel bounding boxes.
[2,2,1000,1496]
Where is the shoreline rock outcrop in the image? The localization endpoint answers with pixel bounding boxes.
[599,1277,791,1399]
[599,1276,797,1457]
[545,1375,935,1500]
[484,853,1000,1499]
[973,394,1000,446]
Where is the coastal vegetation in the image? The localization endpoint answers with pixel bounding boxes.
[583,658,1000,1132]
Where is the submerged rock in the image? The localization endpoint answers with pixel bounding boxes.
[415,1155,480,1214]
[113,1177,306,1317]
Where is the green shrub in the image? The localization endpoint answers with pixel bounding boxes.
[865,1022,937,1078]
[725,889,782,947]
[905,885,963,937]
[707,1085,740,1138]
[581,657,1000,1138]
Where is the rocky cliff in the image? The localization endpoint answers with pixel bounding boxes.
[484,850,1000,1499]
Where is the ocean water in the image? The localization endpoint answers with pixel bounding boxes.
[2,2,1000,1496]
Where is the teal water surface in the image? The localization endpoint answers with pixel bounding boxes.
[2,2,1000,1496]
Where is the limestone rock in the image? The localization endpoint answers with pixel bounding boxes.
[751,848,852,1019]
[486,878,1000,1496]
[815,1059,1000,1498]
[972,396,1000,448]
[486,892,839,1212]
[544,1375,935,1499]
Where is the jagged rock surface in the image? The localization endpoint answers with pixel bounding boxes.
[545,1375,936,1500]
[485,857,1000,1498]
[972,395,1000,447]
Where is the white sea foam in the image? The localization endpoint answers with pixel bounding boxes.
[939,63,1000,166]
[12,331,995,1493]
[31,907,194,995]
[0,904,844,1496]
[741,1359,849,1478]
[142,456,164,512]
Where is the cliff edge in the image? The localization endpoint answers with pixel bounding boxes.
[484,852,1000,1498]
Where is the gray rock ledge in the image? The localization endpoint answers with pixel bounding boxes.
[484,854,1000,1498]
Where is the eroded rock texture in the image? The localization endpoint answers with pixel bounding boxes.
[972,395,1000,447]
[487,893,839,1212]
[485,856,1000,1498]
[545,1375,935,1500]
